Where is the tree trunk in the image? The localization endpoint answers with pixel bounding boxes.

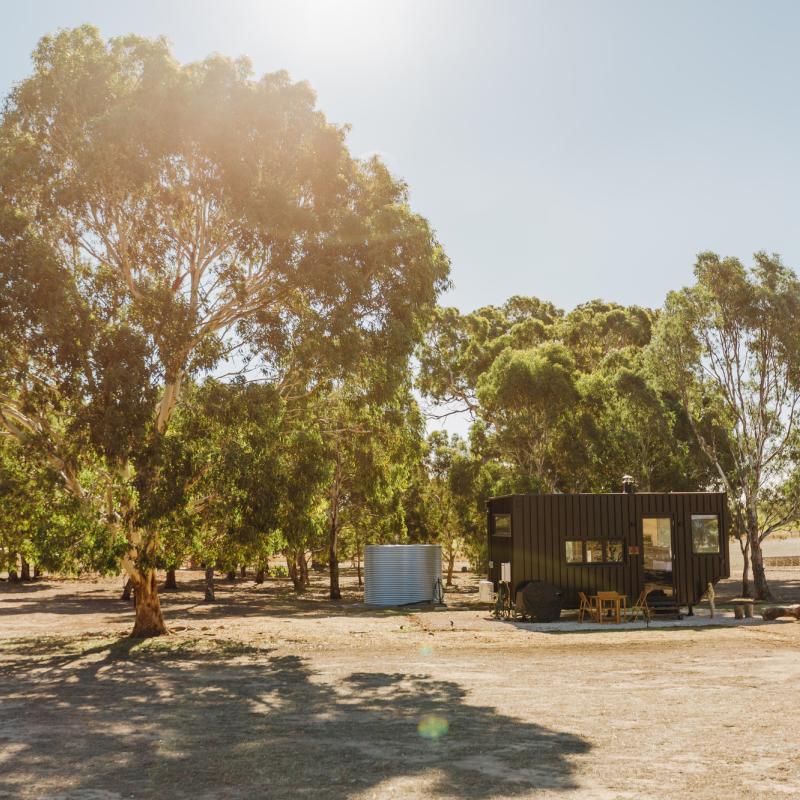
[286,552,306,593]
[329,519,340,600]
[739,537,751,599]
[20,558,31,582]
[204,566,215,602]
[33,564,41,579]
[356,545,362,588]
[299,554,309,587]
[164,567,178,590]
[750,534,772,601]
[446,548,455,587]
[240,564,247,579]
[130,569,167,638]
[122,577,134,603]
[8,568,19,582]
[254,566,265,584]
[226,569,236,582]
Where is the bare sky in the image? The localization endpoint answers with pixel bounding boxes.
[3,1,799,317]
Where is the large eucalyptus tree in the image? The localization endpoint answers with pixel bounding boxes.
[650,252,800,600]
[0,27,448,635]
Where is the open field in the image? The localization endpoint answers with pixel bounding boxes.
[2,565,800,800]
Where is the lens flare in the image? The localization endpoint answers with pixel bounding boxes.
[417,714,449,740]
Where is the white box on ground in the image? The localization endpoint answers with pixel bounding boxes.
[478,580,495,603]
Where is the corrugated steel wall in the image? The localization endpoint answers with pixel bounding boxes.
[487,492,730,607]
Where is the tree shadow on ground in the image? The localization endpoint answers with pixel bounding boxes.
[0,637,590,800]
[0,573,453,623]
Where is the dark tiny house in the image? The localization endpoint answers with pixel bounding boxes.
[486,488,730,609]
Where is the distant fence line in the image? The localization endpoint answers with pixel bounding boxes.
[764,556,800,567]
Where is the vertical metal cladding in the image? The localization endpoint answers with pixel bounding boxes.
[364,544,442,606]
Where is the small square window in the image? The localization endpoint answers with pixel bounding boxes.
[586,540,604,563]
[606,540,625,562]
[493,514,511,537]
[691,515,719,553]
[565,540,583,564]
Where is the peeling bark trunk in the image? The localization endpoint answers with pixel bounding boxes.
[750,536,772,601]
[739,537,751,599]
[746,509,772,601]
[130,569,167,637]
[299,554,309,588]
[254,567,265,584]
[446,549,455,587]
[204,566,215,602]
[286,552,306,593]
[164,567,178,590]
[20,558,31,582]
[122,577,134,603]
[329,521,340,601]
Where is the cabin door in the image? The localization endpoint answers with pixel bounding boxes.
[642,516,675,597]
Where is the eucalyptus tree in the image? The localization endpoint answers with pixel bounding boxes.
[0,27,448,635]
[650,251,800,599]
[417,296,560,417]
[319,384,424,599]
[475,342,582,492]
[0,437,123,578]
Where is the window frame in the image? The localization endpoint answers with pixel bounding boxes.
[565,540,584,564]
[564,538,626,565]
[690,514,720,554]
[493,513,512,538]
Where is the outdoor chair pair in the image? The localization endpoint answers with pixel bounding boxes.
[578,590,651,623]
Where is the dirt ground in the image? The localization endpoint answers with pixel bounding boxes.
[1,562,800,800]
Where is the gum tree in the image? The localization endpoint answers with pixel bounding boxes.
[0,27,448,634]
[650,252,800,600]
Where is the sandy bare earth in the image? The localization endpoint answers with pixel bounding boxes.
[1,567,799,800]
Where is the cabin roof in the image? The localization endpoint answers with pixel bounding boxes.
[488,491,726,502]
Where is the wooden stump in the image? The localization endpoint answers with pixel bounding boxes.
[733,599,754,620]
[762,605,800,621]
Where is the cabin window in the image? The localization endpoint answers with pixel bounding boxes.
[493,513,511,537]
[565,540,583,563]
[586,540,604,563]
[691,514,720,553]
[606,540,625,562]
[565,539,625,564]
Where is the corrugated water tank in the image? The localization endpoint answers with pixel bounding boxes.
[364,544,442,606]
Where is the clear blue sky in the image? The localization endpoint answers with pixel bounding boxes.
[2,0,799,314]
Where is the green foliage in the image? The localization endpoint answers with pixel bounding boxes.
[0,28,447,621]
[649,251,800,598]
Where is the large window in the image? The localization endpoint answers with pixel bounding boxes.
[642,517,672,571]
[691,515,720,553]
[493,514,511,537]
[565,540,625,564]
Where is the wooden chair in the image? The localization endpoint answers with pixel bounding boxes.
[627,590,651,623]
[578,591,598,622]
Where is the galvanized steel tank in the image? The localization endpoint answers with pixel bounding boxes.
[364,544,442,606]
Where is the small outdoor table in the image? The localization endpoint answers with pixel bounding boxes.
[593,592,627,624]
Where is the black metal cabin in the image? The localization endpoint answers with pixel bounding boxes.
[486,491,730,608]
